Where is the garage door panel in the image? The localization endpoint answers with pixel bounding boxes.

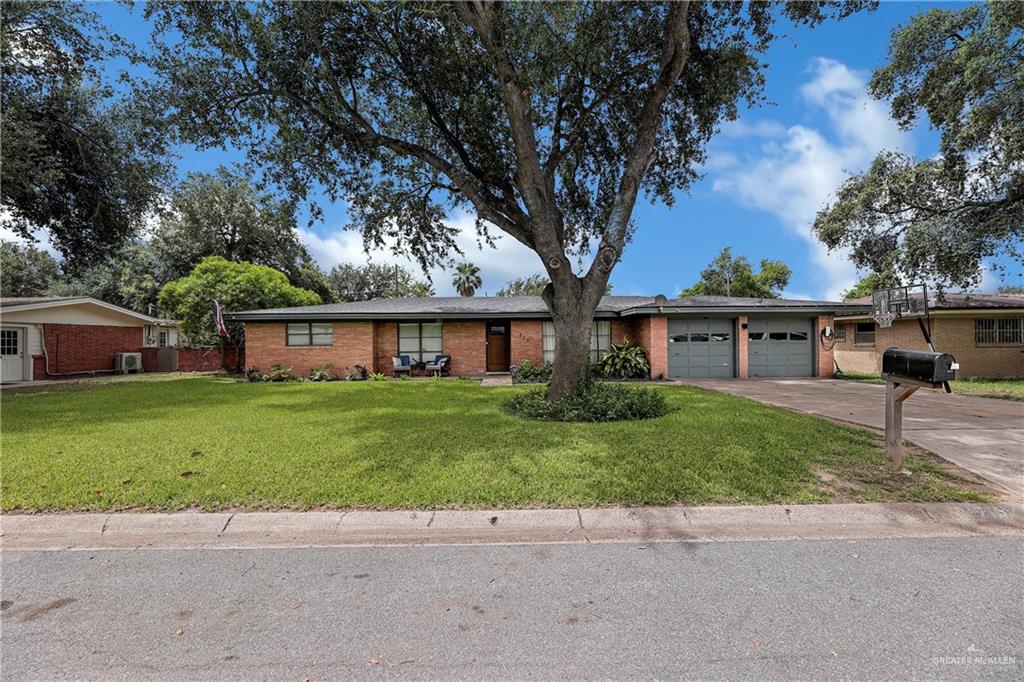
[747,317,814,378]
[668,318,735,378]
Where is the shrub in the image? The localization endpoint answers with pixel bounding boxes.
[398,373,412,381]
[599,339,650,379]
[346,365,369,381]
[504,381,670,422]
[308,365,335,382]
[244,367,262,383]
[370,372,387,381]
[511,359,553,384]
[264,364,294,382]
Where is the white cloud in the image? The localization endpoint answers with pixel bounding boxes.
[712,58,914,300]
[299,211,545,296]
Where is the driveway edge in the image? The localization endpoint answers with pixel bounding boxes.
[3,502,1022,550]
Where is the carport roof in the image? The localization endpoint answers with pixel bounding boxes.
[229,295,870,321]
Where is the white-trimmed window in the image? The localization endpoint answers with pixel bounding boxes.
[286,322,333,346]
[976,317,1023,345]
[158,330,169,348]
[399,322,442,362]
[833,323,846,341]
[541,320,612,364]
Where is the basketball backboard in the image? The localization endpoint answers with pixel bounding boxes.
[871,284,928,327]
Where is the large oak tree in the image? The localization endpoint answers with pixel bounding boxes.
[146,1,866,398]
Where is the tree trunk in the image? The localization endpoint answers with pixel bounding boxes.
[542,270,607,401]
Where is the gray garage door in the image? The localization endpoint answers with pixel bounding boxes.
[748,317,814,377]
[667,318,735,378]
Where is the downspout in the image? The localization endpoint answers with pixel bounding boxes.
[39,326,118,378]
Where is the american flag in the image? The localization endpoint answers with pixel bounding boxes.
[212,300,230,338]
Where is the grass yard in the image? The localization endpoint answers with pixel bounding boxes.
[1,376,989,511]
[837,371,1024,400]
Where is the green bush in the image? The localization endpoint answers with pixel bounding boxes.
[370,372,387,381]
[505,381,670,422]
[599,339,650,379]
[511,359,553,384]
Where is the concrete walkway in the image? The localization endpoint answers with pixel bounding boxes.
[678,379,1024,497]
[3,502,1022,551]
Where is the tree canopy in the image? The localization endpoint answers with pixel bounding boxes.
[145,0,868,398]
[814,1,1023,289]
[1,1,168,267]
[680,248,791,299]
[152,168,333,301]
[327,263,434,302]
[0,242,60,298]
[158,257,321,346]
[839,273,900,300]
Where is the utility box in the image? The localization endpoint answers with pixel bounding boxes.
[882,348,957,383]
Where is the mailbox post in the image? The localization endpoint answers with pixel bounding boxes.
[881,348,958,468]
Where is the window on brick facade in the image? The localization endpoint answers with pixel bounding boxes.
[286,322,333,346]
[833,323,846,341]
[976,317,1023,345]
[398,322,442,362]
[854,322,875,345]
[541,320,611,364]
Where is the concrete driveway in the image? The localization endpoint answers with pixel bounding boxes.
[677,379,1023,497]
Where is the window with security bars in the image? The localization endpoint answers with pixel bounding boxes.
[541,321,611,364]
[976,318,1023,345]
[833,323,846,341]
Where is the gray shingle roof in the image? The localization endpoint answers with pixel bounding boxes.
[228,294,868,320]
[845,292,1024,309]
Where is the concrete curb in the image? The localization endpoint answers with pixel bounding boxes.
[3,502,1023,551]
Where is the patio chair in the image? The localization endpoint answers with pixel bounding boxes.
[424,354,451,376]
[392,354,412,378]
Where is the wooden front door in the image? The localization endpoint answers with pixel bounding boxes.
[486,322,510,372]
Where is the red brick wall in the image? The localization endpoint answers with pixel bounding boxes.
[510,320,543,366]
[634,316,668,379]
[736,315,749,379]
[32,355,45,381]
[373,322,398,374]
[443,321,487,375]
[40,323,147,375]
[244,322,374,378]
[815,315,835,378]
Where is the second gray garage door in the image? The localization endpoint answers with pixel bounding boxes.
[667,318,734,378]
[748,317,814,377]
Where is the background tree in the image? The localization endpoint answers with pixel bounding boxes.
[452,262,483,297]
[158,256,320,347]
[327,263,435,301]
[840,273,899,300]
[146,1,867,399]
[814,1,1023,289]
[152,168,333,301]
[680,248,791,298]
[997,285,1024,295]
[1,1,168,266]
[496,273,550,297]
[50,241,170,314]
[0,242,60,297]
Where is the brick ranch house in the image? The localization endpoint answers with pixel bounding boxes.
[834,293,1024,379]
[230,295,869,380]
[0,297,229,383]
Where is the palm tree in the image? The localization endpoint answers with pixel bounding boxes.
[452,262,482,297]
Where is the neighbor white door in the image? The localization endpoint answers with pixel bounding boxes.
[1,327,26,382]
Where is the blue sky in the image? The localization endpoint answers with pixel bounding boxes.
[86,1,1016,299]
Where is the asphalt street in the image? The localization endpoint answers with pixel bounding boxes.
[2,536,1022,680]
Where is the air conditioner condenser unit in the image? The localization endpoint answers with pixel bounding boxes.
[114,352,143,374]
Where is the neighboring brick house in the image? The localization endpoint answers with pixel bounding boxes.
[0,297,225,383]
[833,293,1024,379]
[230,295,867,380]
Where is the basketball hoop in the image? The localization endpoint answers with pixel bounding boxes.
[873,311,897,328]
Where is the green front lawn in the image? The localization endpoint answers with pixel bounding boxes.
[837,371,1024,400]
[1,376,988,511]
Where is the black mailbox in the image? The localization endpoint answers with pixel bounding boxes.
[882,348,957,383]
